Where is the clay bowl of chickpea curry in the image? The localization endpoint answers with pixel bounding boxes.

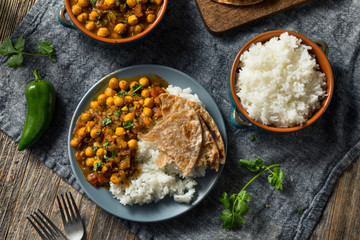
[59,0,167,47]
[68,65,227,222]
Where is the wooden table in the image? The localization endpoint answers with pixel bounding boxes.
[0,1,359,239]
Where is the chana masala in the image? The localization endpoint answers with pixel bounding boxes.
[70,0,163,39]
[70,75,167,188]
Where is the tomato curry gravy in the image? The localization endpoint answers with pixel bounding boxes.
[70,74,167,188]
[70,0,163,39]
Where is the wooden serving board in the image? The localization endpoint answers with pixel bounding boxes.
[195,0,312,33]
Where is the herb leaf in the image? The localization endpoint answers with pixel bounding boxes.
[7,54,23,68]
[132,83,142,93]
[239,158,265,172]
[93,161,103,172]
[90,0,97,5]
[91,146,99,151]
[104,149,116,160]
[103,139,110,148]
[114,110,120,116]
[14,37,25,51]
[0,38,16,55]
[123,120,133,129]
[37,40,54,54]
[268,167,284,190]
[249,135,255,141]
[116,90,128,96]
[102,116,112,125]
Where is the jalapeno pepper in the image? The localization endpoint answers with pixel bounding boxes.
[18,68,56,151]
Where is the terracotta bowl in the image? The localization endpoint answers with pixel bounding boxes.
[58,0,168,48]
[229,30,334,133]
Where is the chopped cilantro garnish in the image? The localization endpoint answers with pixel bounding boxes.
[204,155,209,159]
[93,162,103,172]
[104,149,116,160]
[114,110,120,116]
[116,90,128,96]
[132,83,142,93]
[103,139,110,148]
[123,120,133,129]
[123,3,127,8]
[249,135,255,141]
[91,146,99,151]
[102,116,112,125]
[121,20,127,24]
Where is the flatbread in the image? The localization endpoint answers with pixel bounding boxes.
[211,0,263,6]
[138,106,202,176]
[160,94,226,165]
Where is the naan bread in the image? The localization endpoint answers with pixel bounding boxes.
[138,106,202,176]
[160,94,226,165]
[211,0,263,6]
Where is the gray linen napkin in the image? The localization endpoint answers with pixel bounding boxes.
[1,0,360,239]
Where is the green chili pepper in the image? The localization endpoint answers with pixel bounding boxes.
[18,68,56,151]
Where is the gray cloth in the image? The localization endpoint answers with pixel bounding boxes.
[1,0,359,239]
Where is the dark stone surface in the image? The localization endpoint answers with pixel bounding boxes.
[0,0,359,239]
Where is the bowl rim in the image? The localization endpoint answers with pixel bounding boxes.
[64,0,168,44]
[230,30,334,133]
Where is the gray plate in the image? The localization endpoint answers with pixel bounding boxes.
[68,65,228,222]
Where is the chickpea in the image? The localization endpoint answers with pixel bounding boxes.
[115,127,126,136]
[140,89,150,98]
[154,0,163,5]
[77,12,88,23]
[93,142,101,148]
[123,112,135,122]
[124,95,133,103]
[97,94,107,104]
[138,99,144,105]
[80,112,92,122]
[86,121,95,129]
[139,77,149,87]
[118,140,127,149]
[119,80,129,90]
[89,11,99,21]
[146,14,156,23]
[144,97,154,108]
[126,0,137,8]
[129,81,139,90]
[90,101,100,109]
[85,147,95,157]
[128,15,138,26]
[85,21,96,31]
[86,158,95,167]
[70,138,79,147]
[143,107,153,117]
[93,159,102,167]
[90,128,101,138]
[105,88,116,97]
[127,139,138,149]
[97,27,110,37]
[106,96,114,106]
[143,116,152,128]
[110,32,119,39]
[72,5,82,15]
[114,23,127,35]
[134,25,143,34]
[78,0,90,7]
[104,0,115,7]
[96,148,107,159]
[109,78,119,89]
[113,96,124,106]
[77,127,87,137]
[110,173,121,184]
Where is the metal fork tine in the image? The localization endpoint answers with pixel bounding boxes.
[57,195,67,225]
[31,214,54,240]
[27,216,47,240]
[65,193,76,221]
[61,194,72,223]
[68,192,81,220]
[38,209,67,238]
[35,211,57,238]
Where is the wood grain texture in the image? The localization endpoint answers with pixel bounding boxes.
[0,0,360,239]
[195,0,311,33]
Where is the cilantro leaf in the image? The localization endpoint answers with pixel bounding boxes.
[116,90,128,96]
[102,116,112,125]
[268,167,284,190]
[114,110,120,116]
[7,54,23,68]
[103,139,110,148]
[0,38,16,55]
[249,135,255,141]
[37,40,54,54]
[90,0,97,5]
[219,192,232,209]
[104,149,116,160]
[91,146,99,151]
[239,158,265,172]
[93,161,103,172]
[132,83,142,93]
[298,209,303,214]
[14,37,25,51]
[123,120,133,129]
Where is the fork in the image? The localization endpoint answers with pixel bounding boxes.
[27,209,67,240]
[57,192,85,240]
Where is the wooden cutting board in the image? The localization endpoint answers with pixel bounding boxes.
[195,0,312,33]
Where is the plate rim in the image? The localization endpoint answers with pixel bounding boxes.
[68,64,228,222]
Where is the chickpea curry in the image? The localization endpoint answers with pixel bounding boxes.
[70,0,163,39]
[70,75,167,188]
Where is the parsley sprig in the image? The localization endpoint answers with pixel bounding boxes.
[0,37,56,68]
[219,159,284,230]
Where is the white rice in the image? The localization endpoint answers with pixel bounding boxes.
[109,86,206,206]
[236,32,327,127]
